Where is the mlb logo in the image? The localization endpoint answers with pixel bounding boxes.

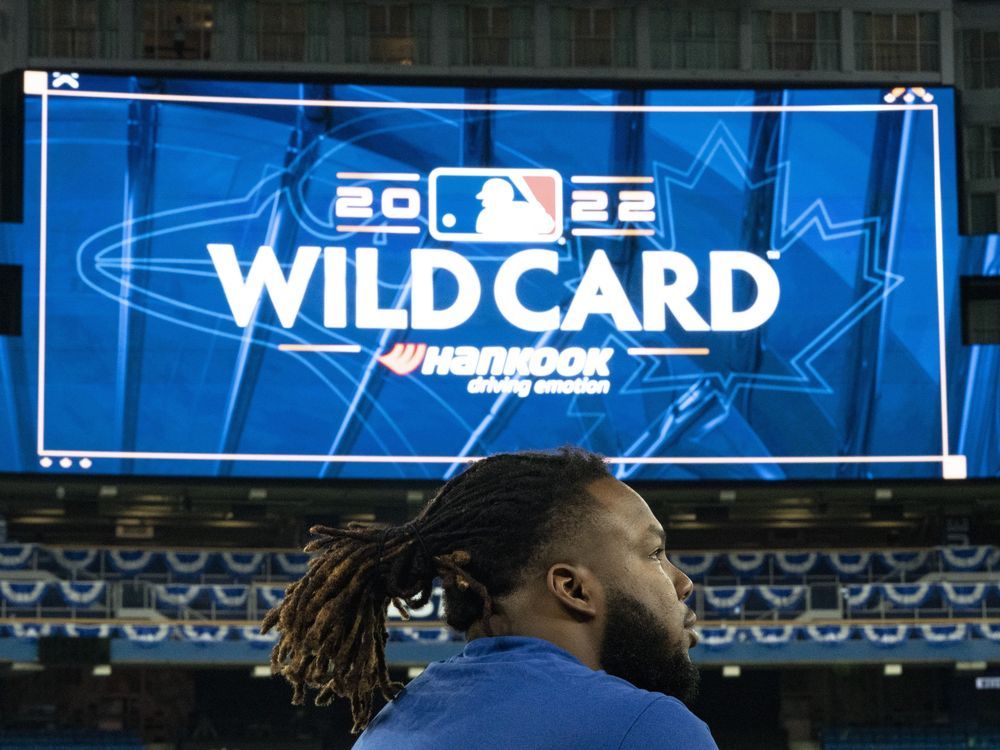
[428,167,563,243]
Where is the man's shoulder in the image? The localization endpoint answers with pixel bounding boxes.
[618,696,718,750]
[468,653,705,742]
[575,672,717,747]
[356,641,717,749]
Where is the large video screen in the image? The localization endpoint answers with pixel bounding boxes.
[1,72,992,480]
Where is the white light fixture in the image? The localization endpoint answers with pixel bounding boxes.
[884,663,903,676]
[92,664,111,677]
[406,666,425,680]
[722,665,741,678]
[955,661,987,672]
[252,665,272,678]
[10,662,44,672]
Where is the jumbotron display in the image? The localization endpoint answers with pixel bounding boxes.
[0,72,984,480]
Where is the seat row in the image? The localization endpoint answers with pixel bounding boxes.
[670,546,999,580]
[706,581,1000,614]
[3,579,1000,622]
[2,543,997,584]
[1,620,999,649]
[699,621,1000,648]
[0,544,309,580]
[822,726,1000,750]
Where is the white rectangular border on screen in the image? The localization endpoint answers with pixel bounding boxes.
[29,78,960,477]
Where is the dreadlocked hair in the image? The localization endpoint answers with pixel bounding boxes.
[261,446,611,733]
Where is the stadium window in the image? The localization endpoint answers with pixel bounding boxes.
[29,0,114,58]
[346,3,431,65]
[965,125,1000,181]
[139,1,213,60]
[961,29,1000,89]
[550,6,634,67]
[649,9,739,70]
[247,0,305,61]
[447,5,534,66]
[854,11,940,72]
[969,192,999,235]
[752,11,840,71]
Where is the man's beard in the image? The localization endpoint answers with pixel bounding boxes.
[598,588,700,706]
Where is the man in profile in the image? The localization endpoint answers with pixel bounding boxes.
[263,448,717,749]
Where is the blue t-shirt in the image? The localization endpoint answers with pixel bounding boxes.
[354,636,718,750]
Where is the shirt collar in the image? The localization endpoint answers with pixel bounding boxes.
[458,636,587,666]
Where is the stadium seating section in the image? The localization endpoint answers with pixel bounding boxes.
[822,726,1000,749]
[0,543,997,647]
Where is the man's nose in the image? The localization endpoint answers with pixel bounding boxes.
[669,560,694,601]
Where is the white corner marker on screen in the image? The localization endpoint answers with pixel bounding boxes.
[23,71,48,95]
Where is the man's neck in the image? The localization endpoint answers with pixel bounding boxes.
[467,619,601,671]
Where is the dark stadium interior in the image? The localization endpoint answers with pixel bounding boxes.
[2,477,999,748]
[4,475,1000,550]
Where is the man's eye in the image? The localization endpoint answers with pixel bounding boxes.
[650,547,665,559]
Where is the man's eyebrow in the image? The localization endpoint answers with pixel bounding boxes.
[647,524,666,546]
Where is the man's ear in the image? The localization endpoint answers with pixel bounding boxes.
[546,563,601,622]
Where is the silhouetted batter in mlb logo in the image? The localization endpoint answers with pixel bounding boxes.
[475,178,556,240]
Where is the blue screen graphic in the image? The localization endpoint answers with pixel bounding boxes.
[0,73,996,480]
